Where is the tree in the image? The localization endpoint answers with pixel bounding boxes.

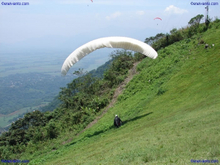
[188,14,204,27]
[145,33,165,45]
[46,120,58,139]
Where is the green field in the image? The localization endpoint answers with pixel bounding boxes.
[16,23,220,164]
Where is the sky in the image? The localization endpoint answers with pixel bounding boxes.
[0,0,219,72]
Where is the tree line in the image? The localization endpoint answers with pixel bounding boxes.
[145,14,218,51]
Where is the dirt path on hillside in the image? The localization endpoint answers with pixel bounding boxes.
[76,61,140,136]
[62,61,140,144]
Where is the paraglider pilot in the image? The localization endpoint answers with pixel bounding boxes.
[114,115,122,128]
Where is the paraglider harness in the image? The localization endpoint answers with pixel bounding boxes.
[114,115,122,128]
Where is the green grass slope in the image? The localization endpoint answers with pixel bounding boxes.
[28,25,220,164]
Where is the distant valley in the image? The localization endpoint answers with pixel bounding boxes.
[0,49,111,129]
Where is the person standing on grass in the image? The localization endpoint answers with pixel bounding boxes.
[114,115,122,128]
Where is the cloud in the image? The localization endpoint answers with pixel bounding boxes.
[136,11,145,16]
[165,5,188,14]
[106,12,121,20]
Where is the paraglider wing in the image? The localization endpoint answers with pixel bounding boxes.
[61,37,158,75]
[154,17,162,20]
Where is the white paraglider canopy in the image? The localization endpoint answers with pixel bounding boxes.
[61,36,158,75]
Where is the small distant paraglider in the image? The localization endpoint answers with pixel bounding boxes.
[154,17,162,21]
[154,17,162,25]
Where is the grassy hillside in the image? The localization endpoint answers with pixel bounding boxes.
[22,23,220,164]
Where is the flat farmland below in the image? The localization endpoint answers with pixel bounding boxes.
[0,49,111,77]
